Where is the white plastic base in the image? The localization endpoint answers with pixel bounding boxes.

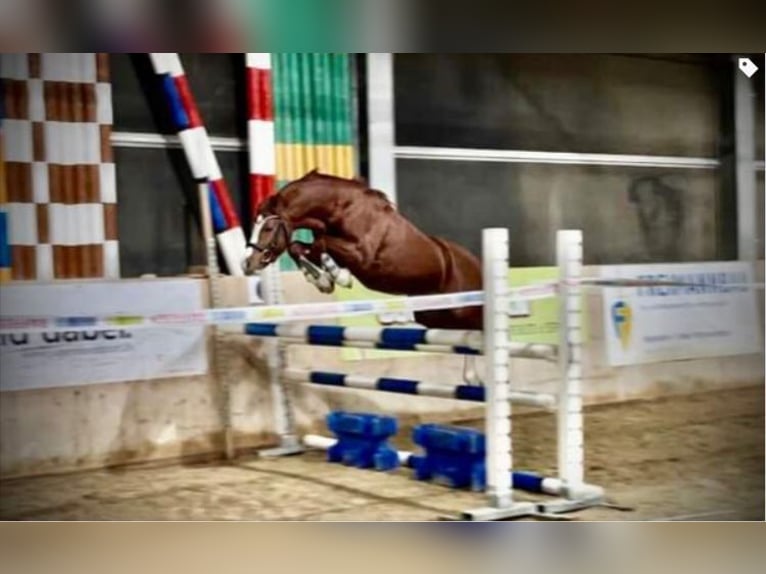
[459,501,538,521]
[259,435,305,458]
[535,483,606,514]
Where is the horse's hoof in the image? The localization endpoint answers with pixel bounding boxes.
[335,269,353,288]
[317,277,335,294]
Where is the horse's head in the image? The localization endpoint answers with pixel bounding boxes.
[243,197,291,275]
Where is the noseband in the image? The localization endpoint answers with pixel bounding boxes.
[247,215,289,255]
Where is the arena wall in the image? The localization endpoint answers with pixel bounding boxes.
[1,264,762,478]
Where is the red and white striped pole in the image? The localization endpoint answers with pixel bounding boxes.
[246,53,276,212]
[245,52,279,301]
[246,52,300,455]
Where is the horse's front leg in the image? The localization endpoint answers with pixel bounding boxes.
[311,237,353,289]
[288,241,335,294]
[291,218,353,289]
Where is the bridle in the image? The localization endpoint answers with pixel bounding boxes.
[246,215,289,258]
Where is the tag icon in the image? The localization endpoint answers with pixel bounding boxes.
[738,58,758,78]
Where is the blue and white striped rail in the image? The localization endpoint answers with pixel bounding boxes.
[245,323,558,362]
[282,368,556,408]
[249,323,481,354]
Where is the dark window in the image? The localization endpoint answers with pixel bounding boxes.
[393,54,734,265]
[111,53,247,138]
[110,54,249,276]
[394,54,728,157]
[115,148,248,277]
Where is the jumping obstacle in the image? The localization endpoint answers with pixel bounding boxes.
[254,227,604,520]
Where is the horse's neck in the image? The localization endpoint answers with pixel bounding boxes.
[282,183,341,222]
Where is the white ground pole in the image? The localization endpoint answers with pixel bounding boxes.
[537,229,604,512]
[461,228,537,520]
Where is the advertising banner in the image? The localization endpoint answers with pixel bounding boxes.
[0,280,207,391]
[336,267,571,361]
[599,262,761,366]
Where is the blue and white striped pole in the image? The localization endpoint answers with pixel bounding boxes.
[302,434,575,497]
[244,323,557,361]
[282,368,555,408]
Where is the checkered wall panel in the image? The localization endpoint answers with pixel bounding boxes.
[0,53,118,281]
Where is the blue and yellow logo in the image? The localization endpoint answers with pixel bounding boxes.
[611,301,632,349]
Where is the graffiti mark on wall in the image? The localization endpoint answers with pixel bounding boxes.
[628,175,686,261]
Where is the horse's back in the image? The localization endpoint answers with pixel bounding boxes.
[341,192,485,330]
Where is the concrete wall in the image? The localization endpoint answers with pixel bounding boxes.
[1,267,763,478]
[398,161,721,266]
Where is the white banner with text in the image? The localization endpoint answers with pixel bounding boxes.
[0,280,207,391]
[600,261,762,366]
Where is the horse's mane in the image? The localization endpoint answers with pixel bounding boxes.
[299,169,395,208]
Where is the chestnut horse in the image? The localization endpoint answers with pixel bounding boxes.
[242,170,483,331]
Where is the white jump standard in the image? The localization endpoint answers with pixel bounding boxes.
[462,228,536,520]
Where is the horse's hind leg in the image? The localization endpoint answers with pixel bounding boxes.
[462,356,484,386]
